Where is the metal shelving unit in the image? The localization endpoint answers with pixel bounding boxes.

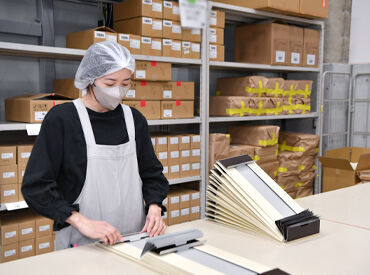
[210,61,320,72]
[209,113,319,123]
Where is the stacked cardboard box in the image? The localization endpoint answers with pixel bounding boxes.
[209,9,225,62]
[208,133,231,170]
[0,211,54,263]
[164,187,200,226]
[234,22,319,67]
[210,76,312,117]
[213,0,329,19]
[277,132,320,198]
[151,134,201,180]
[111,0,201,59]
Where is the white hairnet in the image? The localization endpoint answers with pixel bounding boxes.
[74,41,135,96]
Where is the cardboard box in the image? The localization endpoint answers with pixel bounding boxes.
[278,153,316,176]
[190,189,200,206]
[168,209,181,225]
[167,191,180,211]
[228,144,255,159]
[17,145,33,165]
[155,136,168,152]
[190,205,200,220]
[151,137,156,150]
[163,1,180,21]
[190,134,201,149]
[191,149,201,163]
[163,20,182,40]
[117,33,141,55]
[151,38,162,56]
[0,165,18,185]
[180,150,191,164]
[300,0,329,18]
[180,163,192,178]
[209,134,230,170]
[1,219,18,245]
[279,132,320,157]
[234,23,290,65]
[179,190,191,208]
[180,207,190,222]
[162,166,169,178]
[162,211,168,225]
[133,61,171,81]
[162,196,168,207]
[0,184,18,203]
[114,17,163,38]
[210,96,284,117]
[190,43,201,59]
[179,135,191,150]
[0,146,17,166]
[183,28,201,43]
[168,135,179,151]
[122,100,161,120]
[162,82,195,100]
[210,10,225,29]
[190,162,200,177]
[19,239,35,259]
[35,217,53,238]
[5,94,72,123]
[229,125,280,147]
[163,20,173,39]
[18,216,35,241]
[36,236,54,255]
[169,164,180,179]
[209,44,225,62]
[156,151,168,167]
[161,101,194,119]
[124,81,162,100]
[254,145,278,164]
[66,26,117,50]
[289,26,304,66]
[319,148,370,192]
[113,0,163,21]
[18,184,24,200]
[53,79,81,99]
[168,151,180,166]
[209,27,224,45]
[18,164,26,185]
[182,41,191,59]
[162,39,182,58]
[303,28,320,67]
[213,0,300,15]
[1,243,18,263]
[140,36,153,55]
[259,161,279,179]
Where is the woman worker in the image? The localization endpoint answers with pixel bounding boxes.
[22,41,169,249]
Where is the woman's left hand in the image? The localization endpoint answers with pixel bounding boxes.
[141,204,167,237]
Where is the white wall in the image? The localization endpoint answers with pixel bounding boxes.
[349,0,370,64]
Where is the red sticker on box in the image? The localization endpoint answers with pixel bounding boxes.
[141,81,147,86]
[176,100,181,106]
[176,81,182,87]
[322,0,326,8]
[51,93,55,96]
[53,100,56,106]
[151,61,157,67]
[140,100,146,107]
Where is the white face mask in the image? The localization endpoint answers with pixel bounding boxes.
[92,83,129,110]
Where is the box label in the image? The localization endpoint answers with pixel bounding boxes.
[172,25,182,34]
[191,206,200,213]
[192,29,201,35]
[170,151,179,158]
[21,245,33,253]
[163,20,172,27]
[171,210,179,218]
[291,52,300,64]
[3,172,15,179]
[182,136,190,143]
[39,242,50,249]
[152,2,162,12]
[152,40,162,50]
[35,111,47,121]
[5,231,16,239]
[192,135,200,142]
[163,39,172,46]
[119,34,130,41]
[4,189,16,197]
[170,196,179,204]
[39,225,50,232]
[170,137,178,144]
[210,11,217,17]
[182,164,190,171]
[209,34,217,43]
[275,51,285,63]
[192,163,200,170]
[182,150,190,157]
[164,1,172,8]
[143,0,152,4]
[152,21,162,30]
[163,109,173,118]
[191,43,200,52]
[158,137,167,145]
[135,70,146,79]
[182,42,190,48]
[22,170,25,177]
[172,5,179,15]
[158,152,168,160]
[130,39,140,49]
[163,90,172,99]
[4,249,16,258]
[163,166,168,174]
[192,192,200,200]
[94,31,105,39]
[210,45,217,58]
[163,212,167,219]
[210,28,216,35]
[192,149,200,156]
[21,228,33,235]
[142,37,152,44]
[106,34,117,42]
[151,137,155,146]
[1,153,13,159]
[172,42,181,51]
[181,194,190,202]
[210,17,217,26]
[181,208,189,216]
[126,90,136,98]
[307,54,316,65]
[142,17,153,24]
[171,165,179,173]
[163,197,168,205]
[21,152,31,159]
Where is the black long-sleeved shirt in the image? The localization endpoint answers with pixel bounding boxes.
[22,102,169,231]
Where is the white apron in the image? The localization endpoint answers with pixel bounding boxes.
[55,98,146,250]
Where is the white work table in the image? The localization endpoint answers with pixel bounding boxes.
[1,184,370,274]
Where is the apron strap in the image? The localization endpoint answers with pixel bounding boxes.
[121,104,135,142]
[73,98,96,145]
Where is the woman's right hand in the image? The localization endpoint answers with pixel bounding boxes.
[66,211,123,245]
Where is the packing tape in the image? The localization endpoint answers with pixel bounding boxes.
[274,170,278,177]
[253,155,260,161]
[258,133,278,147]
[295,182,302,188]
[278,167,288,173]
[283,84,311,99]
[216,91,221,96]
[298,165,305,171]
[275,150,279,156]
[225,101,283,117]
[278,141,305,152]
[313,165,317,170]
[280,185,285,189]
[244,81,284,98]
